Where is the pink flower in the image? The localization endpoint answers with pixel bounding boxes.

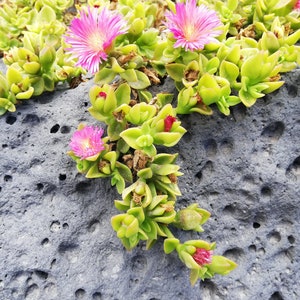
[294,0,300,11]
[70,125,105,159]
[192,248,212,266]
[164,115,177,132]
[164,0,222,51]
[64,7,128,73]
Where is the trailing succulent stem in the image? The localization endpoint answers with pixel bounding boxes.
[2,0,300,285]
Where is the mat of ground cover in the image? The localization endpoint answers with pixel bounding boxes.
[0,60,299,300]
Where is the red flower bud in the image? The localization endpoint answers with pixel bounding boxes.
[164,115,177,132]
[98,91,107,98]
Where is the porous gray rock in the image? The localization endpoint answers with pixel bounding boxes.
[0,60,299,300]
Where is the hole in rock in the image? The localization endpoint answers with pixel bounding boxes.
[34,270,48,280]
[131,255,147,272]
[219,138,234,154]
[75,180,92,193]
[4,175,12,182]
[269,291,283,300]
[232,104,247,122]
[63,223,69,229]
[92,292,102,300]
[248,245,256,252]
[25,283,39,299]
[288,235,295,244]
[36,183,44,191]
[75,288,86,298]
[88,220,100,233]
[223,247,245,263]
[267,231,281,243]
[260,185,272,197]
[22,114,40,125]
[50,259,56,268]
[59,174,66,181]
[60,126,71,134]
[41,238,50,247]
[261,121,284,142]
[50,221,61,232]
[203,138,217,156]
[287,84,297,97]
[58,242,78,254]
[195,170,202,180]
[2,144,8,148]
[6,115,17,125]
[292,156,300,168]
[50,124,60,133]
[223,204,235,215]
[287,156,300,173]
[253,222,260,229]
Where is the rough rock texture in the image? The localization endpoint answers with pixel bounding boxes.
[0,59,299,300]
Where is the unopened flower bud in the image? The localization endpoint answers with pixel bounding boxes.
[176,209,203,230]
[164,115,176,132]
[174,204,210,231]
[208,255,237,275]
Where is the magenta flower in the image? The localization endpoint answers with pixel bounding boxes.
[64,7,128,73]
[192,248,213,266]
[164,0,222,51]
[294,0,300,11]
[70,125,105,159]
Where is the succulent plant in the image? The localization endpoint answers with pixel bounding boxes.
[2,0,300,286]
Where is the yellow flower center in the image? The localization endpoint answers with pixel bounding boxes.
[184,24,195,41]
[82,139,92,150]
[88,32,104,52]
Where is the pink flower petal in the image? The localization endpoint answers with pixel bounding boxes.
[165,0,222,51]
[70,125,105,159]
[64,7,128,73]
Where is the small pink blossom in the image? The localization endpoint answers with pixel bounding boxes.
[70,125,105,159]
[164,115,177,132]
[294,0,300,11]
[164,0,222,51]
[192,248,212,266]
[64,6,128,73]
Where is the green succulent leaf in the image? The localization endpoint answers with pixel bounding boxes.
[219,61,239,83]
[94,68,116,85]
[164,238,180,254]
[166,63,186,82]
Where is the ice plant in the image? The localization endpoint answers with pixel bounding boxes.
[193,248,213,266]
[5,0,300,288]
[70,125,105,159]
[164,0,222,51]
[64,7,128,73]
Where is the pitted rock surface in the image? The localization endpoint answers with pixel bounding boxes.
[0,60,299,300]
